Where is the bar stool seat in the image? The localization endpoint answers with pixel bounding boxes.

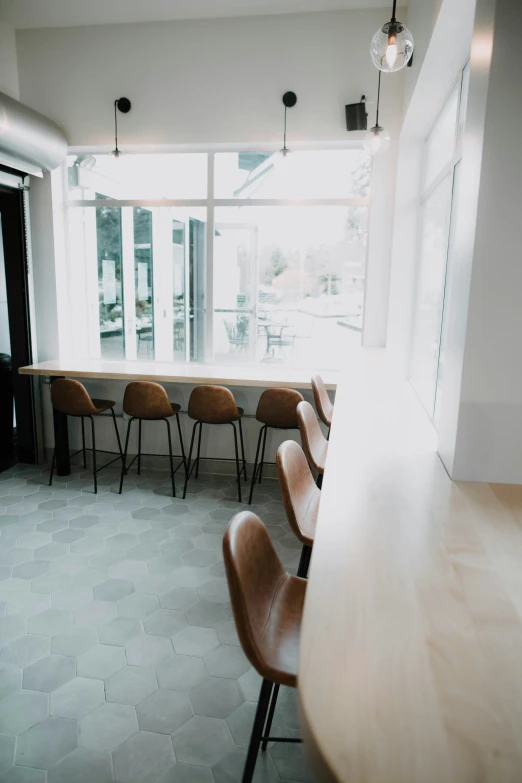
[277,440,320,577]
[119,381,186,497]
[248,388,304,505]
[183,385,247,502]
[223,511,306,783]
[311,373,334,430]
[49,378,124,494]
[297,400,328,477]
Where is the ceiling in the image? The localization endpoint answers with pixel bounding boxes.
[0,0,395,29]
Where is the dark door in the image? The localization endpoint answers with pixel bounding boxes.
[0,185,38,468]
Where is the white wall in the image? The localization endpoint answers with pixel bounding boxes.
[0,21,19,99]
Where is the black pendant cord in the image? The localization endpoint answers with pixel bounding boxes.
[283,105,288,153]
[114,99,119,155]
[375,71,382,127]
[390,0,397,22]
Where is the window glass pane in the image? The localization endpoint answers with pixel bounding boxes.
[423,83,459,189]
[68,206,206,362]
[212,205,367,369]
[67,153,207,200]
[410,173,453,415]
[214,150,371,199]
[96,204,125,359]
[458,61,470,142]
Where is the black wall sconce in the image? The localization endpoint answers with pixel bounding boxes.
[345,96,368,132]
[113,97,131,159]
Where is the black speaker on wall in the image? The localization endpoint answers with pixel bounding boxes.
[345,97,367,131]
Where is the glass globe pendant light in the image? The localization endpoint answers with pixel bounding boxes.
[112,97,131,161]
[370,0,413,72]
[363,72,390,156]
[280,91,297,161]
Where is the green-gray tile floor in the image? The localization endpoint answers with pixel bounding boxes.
[0,462,313,783]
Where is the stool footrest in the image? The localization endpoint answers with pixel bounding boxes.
[260,736,302,744]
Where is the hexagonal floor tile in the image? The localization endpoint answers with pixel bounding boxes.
[77,644,127,679]
[212,746,280,783]
[186,600,231,629]
[203,645,250,679]
[27,608,74,637]
[50,676,105,719]
[172,715,234,767]
[15,716,78,771]
[110,560,150,582]
[0,689,49,735]
[190,676,244,719]
[238,668,263,702]
[182,549,218,568]
[0,614,26,645]
[143,608,188,637]
[47,746,113,783]
[0,662,22,700]
[98,616,143,647]
[105,665,157,706]
[158,586,199,611]
[226,700,287,747]
[113,730,175,783]
[12,560,50,580]
[3,764,47,782]
[0,634,50,668]
[51,627,99,657]
[155,763,214,783]
[0,732,15,775]
[23,653,76,692]
[173,626,219,657]
[215,619,240,647]
[52,586,93,610]
[117,593,158,619]
[156,654,208,692]
[125,635,173,667]
[30,572,71,593]
[79,702,138,751]
[136,688,192,734]
[74,600,118,627]
[269,741,315,783]
[94,579,135,602]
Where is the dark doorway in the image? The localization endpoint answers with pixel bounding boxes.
[0,184,38,470]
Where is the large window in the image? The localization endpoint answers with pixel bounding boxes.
[66,148,370,369]
[410,62,470,421]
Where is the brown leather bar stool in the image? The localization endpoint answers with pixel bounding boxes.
[277,440,320,578]
[49,378,124,494]
[297,399,328,488]
[223,511,306,783]
[248,388,304,505]
[182,385,247,502]
[311,373,334,434]
[118,382,185,497]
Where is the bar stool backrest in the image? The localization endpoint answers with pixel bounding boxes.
[51,378,98,417]
[311,374,334,428]
[277,440,318,539]
[255,388,304,429]
[188,385,240,424]
[223,511,287,678]
[297,400,328,473]
[123,381,173,419]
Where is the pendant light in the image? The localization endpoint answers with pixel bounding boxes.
[112,97,131,160]
[370,0,413,73]
[363,72,390,156]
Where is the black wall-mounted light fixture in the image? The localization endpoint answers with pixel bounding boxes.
[345,96,368,132]
[113,97,131,160]
[281,91,297,157]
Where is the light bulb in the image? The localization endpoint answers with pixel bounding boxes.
[363,125,391,156]
[112,148,121,163]
[370,21,413,72]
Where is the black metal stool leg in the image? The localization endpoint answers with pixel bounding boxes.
[88,415,97,494]
[119,418,134,494]
[137,419,142,475]
[231,422,242,503]
[182,421,199,499]
[164,418,176,498]
[81,417,87,468]
[317,473,323,489]
[242,679,273,783]
[261,683,280,751]
[238,418,247,481]
[49,448,56,486]
[176,412,187,474]
[248,426,265,505]
[195,421,203,480]
[258,425,268,484]
[297,544,312,578]
[110,407,125,469]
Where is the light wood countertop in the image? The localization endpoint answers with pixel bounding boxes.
[19,358,337,390]
[299,353,522,783]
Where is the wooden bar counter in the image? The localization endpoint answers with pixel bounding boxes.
[299,353,522,783]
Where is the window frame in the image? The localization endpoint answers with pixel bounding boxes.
[64,142,373,367]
